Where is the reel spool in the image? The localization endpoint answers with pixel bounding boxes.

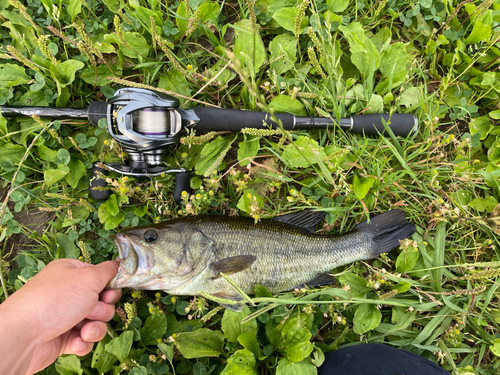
[133,108,170,137]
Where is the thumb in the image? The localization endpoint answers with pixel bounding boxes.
[85,260,120,291]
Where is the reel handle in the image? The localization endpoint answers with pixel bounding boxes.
[89,165,189,204]
[173,171,191,204]
[89,165,112,200]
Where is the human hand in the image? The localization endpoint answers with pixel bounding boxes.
[0,259,122,375]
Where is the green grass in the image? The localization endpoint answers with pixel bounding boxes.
[1,0,500,373]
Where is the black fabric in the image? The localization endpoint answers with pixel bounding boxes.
[318,343,451,375]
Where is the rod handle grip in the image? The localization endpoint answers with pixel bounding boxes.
[192,107,295,131]
[351,113,418,137]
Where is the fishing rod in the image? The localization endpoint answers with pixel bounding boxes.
[0,88,419,203]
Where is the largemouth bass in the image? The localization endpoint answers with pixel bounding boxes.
[108,210,415,310]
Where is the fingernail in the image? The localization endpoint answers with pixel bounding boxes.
[89,327,100,340]
[93,304,104,317]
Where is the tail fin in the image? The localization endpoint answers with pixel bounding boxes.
[355,210,416,258]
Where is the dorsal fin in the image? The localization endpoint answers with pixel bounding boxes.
[272,210,326,234]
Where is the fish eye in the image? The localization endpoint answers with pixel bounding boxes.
[143,229,158,243]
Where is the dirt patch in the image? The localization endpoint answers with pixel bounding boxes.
[1,187,55,266]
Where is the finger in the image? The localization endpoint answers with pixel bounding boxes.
[100,288,122,304]
[86,301,117,322]
[80,260,120,292]
[39,258,86,274]
[80,321,108,343]
[75,319,88,331]
[63,329,94,356]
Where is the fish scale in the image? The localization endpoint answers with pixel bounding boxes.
[107,210,416,311]
[195,218,373,294]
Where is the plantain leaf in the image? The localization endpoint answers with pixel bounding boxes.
[468,196,499,213]
[365,94,383,114]
[220,349,258,375]
[55,233,80,259]
[38,145,58,162]
[233,19,266,74]
[268,95,307,116]
[175,1,189,37]
[222,306,258,342]
[326,0,349,12]
[198,1,221,23]
[396,246,419,273]
[353,175,375,200]
[175,328,225,358]
[491,338,500,357]
[238,333,265,361]
[276,358,316,375]
[51,60,85,88]
[104,32,150,59]
[272,8,308,33]
[281,316,314,362]
[400,87,420,108]
[64,159,86,189]
[353,303,382,334]
[376,42,408,94]
[55,355,83,375]
[67,0,81,21]
[158,70,191,97]
[282,136,327,168]
[238,135,260,166]
[465,10,492,44]
[0,64,30,88]
[195,136,236,176]
[339,22,380,78]
[44,166,70,187]
[269,34,297,75]
[91,335,117,373]
[102,0,123,12]
[338,273,371,297]
[105,331,134,363]
[140,313,168,346]
[81,65,121,87]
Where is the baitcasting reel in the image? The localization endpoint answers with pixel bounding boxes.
[0,87,419,203]
[86,88,196,202]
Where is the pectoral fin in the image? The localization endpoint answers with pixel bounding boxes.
[292,273,335,290]
[210,255,256,279]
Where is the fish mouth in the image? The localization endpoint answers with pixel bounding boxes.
[107,232,196,291]
[107,233,152,289]
[111,233,129,260]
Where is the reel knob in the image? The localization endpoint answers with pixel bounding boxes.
[173,171,191,204]
[89,166,112,200]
